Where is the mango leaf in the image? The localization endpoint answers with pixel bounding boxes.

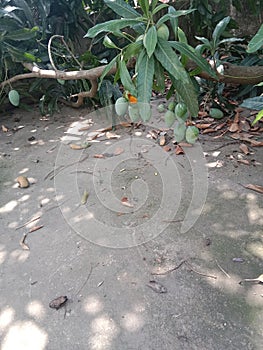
[154,60,165,92]
[170,77,199,116]
[152,4,169,15]
[99,55,118,89]
[104,0,140,18]
[8,89,20,106]
[154,38,189,83]
[169,41,218,79]
[137,50,154,104]
[103,35,119,49]
[143,26,157,58]
[139,0,149,16]
[4,27,38,41]
[247,23,263,53]
[168,6,178,38]
[85,19,142,38]
[104,0,145,34]
[156,9,195,27]
[212,16,230,46]
[119,59,137,96]
[123,41,143,61]
[240,96,263,110]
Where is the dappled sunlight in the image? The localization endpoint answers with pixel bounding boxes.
[245,286,263,307]
[0,250,7,265]
[0,200,18,213]
[18,168,29,175]
[83,295,104,315]
[0,307,15,331]
[1,321,48,350]
[245,193,263,225]
[207,271,242,294]
[9,249,30,263]
[120,312,145,332]
[26,301,46,320]
[90,314,119,350]
[220,190,238,200]
[246,241,263,260]
[18,195,30,202]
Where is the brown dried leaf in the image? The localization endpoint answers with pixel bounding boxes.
[94,154,105,159]
[114,147,124,156]
[233,111,240,123]
[243,184,263,194]
[229,122,240,133]
[178,142,192,147]
[2,125,8,132]
[159,135,166,146]
[202,128,216,134]
[106,131,120,139]
[147,280,167,293]
[196,123,212,129]
[16,175,30,188]
[163,145,171,152]
[237,159,250,165]
[214,122,226,131]
[70,144,83,150]
[49,296,68,310]
[239,143,250,155]
[175,145,185,155]
[121,197,134,208]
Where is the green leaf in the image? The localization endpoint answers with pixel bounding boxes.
[168,6,178,38]
[171,77,199,116]
[119,59,137,96]
[154,60,165,92]
[14,0,34,26]
[104,0,140,18]
[123,41,143,61]
[152,4,169,15]
[252,109,263,125]
[99,56,118,89]
[143,26,157,58]
[177,27,188,44]
[8,89,20,106]
[218,38,244,45]
[4,27,38,41]
[154,38,189,83]
[212,16,230,46]
[169,41,218,79]
[174,122,186,142]
[139,0,149,16]
[247,23,263,53]
[156,9,195,27]
[240,96,263,110]
[85,19,142,38]
[195,36,211,47]
[137,50,154,104]
[103,35,119,49]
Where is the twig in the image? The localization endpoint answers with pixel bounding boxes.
[215,259,231,278]
[15,216,41,230]
[20,233,30,250]
[185,260,217,279]
[151,260,186,275]
[29,225,44,233]
[162,219,184,223]
[207,141,240,152]
[75,263,98,297]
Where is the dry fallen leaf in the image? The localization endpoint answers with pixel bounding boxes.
[243,184,263,194]
[196,123,212,129]
[94,154,105,159]
[163,145,171,152]
[49,296,68,310]
[121,197,134,208]
[237,159,250,165]
[16,175,30,188]
[229,122,240,133]
[81,190,89,205]
[70,144,84,150]
[239,143,250,155]
[175,145,184,155]
[147,280,167,293]
[114,147,124,156]
[202,128,216,134]
[106,131,120,139]
[159,134,166,146]
[2,125,8,132]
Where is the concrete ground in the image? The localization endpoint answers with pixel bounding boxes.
[0,104,262,350]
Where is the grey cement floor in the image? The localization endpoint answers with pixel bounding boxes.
[0,105,262,350]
